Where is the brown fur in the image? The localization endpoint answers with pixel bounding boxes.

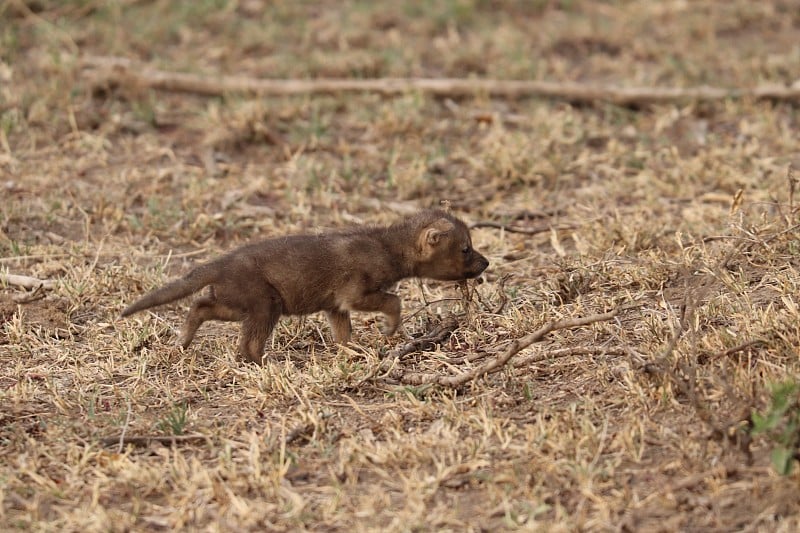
[121,209,489,364]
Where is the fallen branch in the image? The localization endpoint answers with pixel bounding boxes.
[81,56,800,104]
[1,273,56,290]
[398,309,619,387]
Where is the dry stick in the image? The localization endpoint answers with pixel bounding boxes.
[405,297,463,320]
[398,309,619,387]
[442,351,493,365]
[11,284,47,304]
[81,56,800,104]
[117,398,133,454]
[283,423,315,445]
[706,339,766,363]
[0,273,56,290]
[506,208,566,220]
[491,274,510,315]
[470,221,576,235]
[387,317,460,362]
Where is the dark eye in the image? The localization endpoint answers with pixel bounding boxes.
[462,246,471,254]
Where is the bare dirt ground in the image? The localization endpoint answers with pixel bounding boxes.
[2,1,800,531]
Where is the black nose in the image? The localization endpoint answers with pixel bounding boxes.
[470,254,489,276]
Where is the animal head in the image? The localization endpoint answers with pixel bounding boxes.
[412,210,489,281]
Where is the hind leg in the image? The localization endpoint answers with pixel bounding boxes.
[237,289,283,365]
[181,294,244,348]
[325,310,352,344]
[239,314,278,365]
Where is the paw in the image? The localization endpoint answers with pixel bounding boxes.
[380,323,398,337]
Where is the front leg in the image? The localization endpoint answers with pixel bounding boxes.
[325,309,352,344]
[349,292,401,337]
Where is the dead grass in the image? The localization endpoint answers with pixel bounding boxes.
[3,0,800,530]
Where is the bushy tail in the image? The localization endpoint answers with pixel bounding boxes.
[121,262,222,317]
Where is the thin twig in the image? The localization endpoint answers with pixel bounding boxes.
[117,398,133,454]
[470,221,575,235]
[788,163,797,223]
[284,423,316,445]
[491,207,567,221]
[441,350,493,365]
[386,316,460,359]
[11,284,47,303]
[406,297,463,320]
[705,339,766,364]
[491,274,510,315]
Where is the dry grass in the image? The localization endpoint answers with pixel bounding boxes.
[2,0,800,530]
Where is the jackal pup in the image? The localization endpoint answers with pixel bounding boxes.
[121,209,489,364]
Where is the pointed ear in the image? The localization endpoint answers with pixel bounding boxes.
[420,218,455,248]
